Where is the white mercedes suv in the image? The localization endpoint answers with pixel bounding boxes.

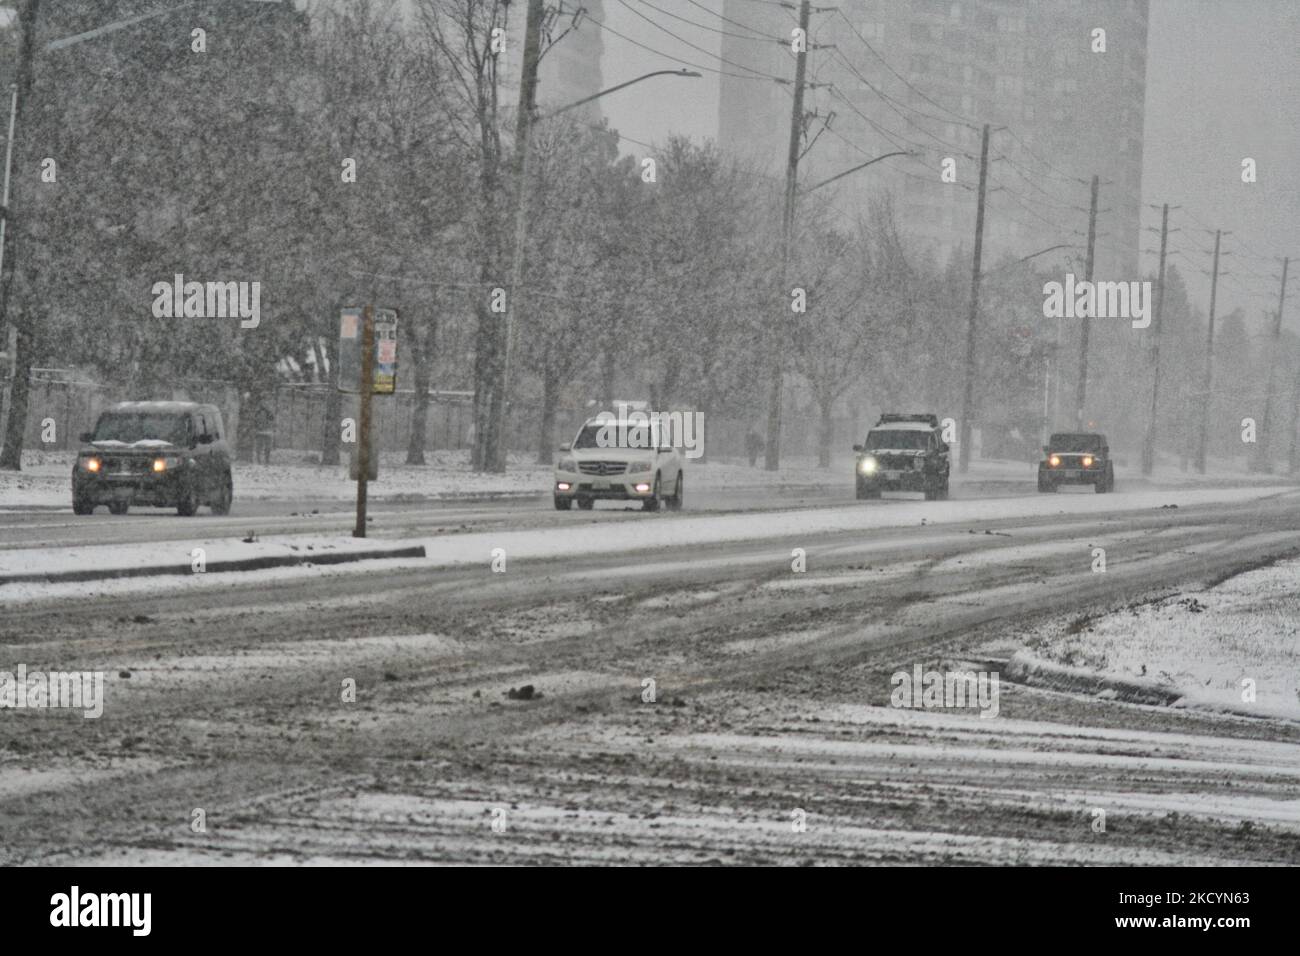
[553,416,684,512]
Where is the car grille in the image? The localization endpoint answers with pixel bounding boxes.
[877,454,917,470]
[578,461,627,476]
[104,457,151,475]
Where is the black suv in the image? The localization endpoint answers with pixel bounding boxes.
[853,413,950,500]
[1037,432,1114,493]
[72,401,234,515]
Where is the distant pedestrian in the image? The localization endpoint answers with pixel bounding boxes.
[254,403,274,465]
[745,429,764,468]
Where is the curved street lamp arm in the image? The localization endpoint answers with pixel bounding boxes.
[802,150,914,196]
[543,70,702,121]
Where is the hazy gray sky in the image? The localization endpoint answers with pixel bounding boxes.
[597,0,1298,331]
[1141,0,1299,333]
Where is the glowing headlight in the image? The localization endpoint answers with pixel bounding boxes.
[152,456,181,473]
[1082,455,1094,468]
[859,456,878,475]
[82,457,101,473]
[1048,455,1061,467]
[626,460,653,474]
[557,458,576,472]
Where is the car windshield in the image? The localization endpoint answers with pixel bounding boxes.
[92,412,191,445]
[573,422,654,450]
[1049,434,1102,453]
[864,429,930,450]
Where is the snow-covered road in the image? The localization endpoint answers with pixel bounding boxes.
[3,481,1300,864]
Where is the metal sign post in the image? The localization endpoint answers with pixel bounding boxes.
[354,306,375,537]
[339,304,398,538]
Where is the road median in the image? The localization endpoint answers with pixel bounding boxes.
[0,536,427,587]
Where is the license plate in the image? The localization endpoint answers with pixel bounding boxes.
[593,479,610,490]
[1061,469,1081,478]
[883,470,902,480]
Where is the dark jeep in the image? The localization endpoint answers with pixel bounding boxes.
[1037,432,1114,493]
[72,401,234,515]
[853,413,950,501]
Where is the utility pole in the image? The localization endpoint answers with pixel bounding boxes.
[1289,361,1300,474]
[764,0,811,471]
[957,123,991,474]
[1194,229,1223,473]
[1141,204,1171,475]
[489,0,545,475]
[1255,256,1289,472]
[1073,174,1099,427]
[0,0,41,471]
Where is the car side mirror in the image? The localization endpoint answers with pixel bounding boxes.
[557,442,571,452]
[196,433,213,445]
[79,431,93,443]
[852,444,863,453]
[1042,445,1051,455]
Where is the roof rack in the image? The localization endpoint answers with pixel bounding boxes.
[877,413,939,427]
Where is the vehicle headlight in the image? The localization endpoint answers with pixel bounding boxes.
[557,458,576,472]
[1048,455,1061,467]
[626,459,653,473]
[859,456,878,475]
[1082,455,1094,468]
[81,456,101,473]
[152,455,182,473]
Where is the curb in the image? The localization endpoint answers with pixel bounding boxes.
[0,544,428,587]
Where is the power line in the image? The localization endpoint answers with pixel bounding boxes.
[998,126,1079,184]
[827,51,971,154]
[832,7,979,129]
[683,0,784,39]
[616,0,789,79]
[584,12,782,80]
[635,0,782,42]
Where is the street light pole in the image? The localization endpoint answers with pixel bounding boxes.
[957,123,992,474]
[0,0,41,470]
[0,85,17,351]
[489,63,700,473]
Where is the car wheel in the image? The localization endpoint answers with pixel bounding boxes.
[177,483,199,516]
[108,501,129,515]
[642,474,661,512]
[923,481,937,501]
[1037,474,1056,493]
[554,496,572,510]
[939,478,950,500]
[210,474,233,514]
[73,497,94,515]
[666,473,683,511]
[577,498,594,510]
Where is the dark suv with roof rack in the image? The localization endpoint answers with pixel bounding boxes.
[853,413,950,501]
[1037,432,1114,493]
[72,401,233,515]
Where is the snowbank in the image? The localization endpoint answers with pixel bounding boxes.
[1014,556,1300,720]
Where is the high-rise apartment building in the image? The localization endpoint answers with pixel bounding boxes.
[718,0,1147,278]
